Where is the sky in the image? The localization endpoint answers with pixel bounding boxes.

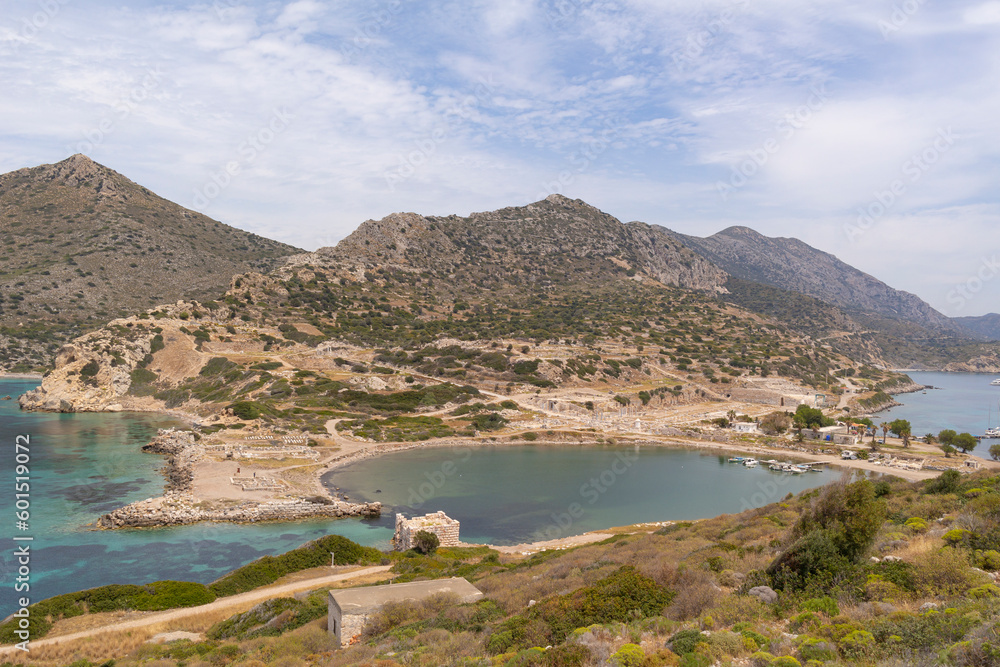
[2,0,998,317]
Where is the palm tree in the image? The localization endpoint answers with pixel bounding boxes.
[880,422,889,445]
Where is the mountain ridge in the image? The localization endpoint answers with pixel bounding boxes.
[668,224,957,331]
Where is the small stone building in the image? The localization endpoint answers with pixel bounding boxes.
[393,511,460,551]
[328,577,483,647]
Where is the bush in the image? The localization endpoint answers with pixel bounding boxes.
[79,360,100,377]
[230,401,264,420]
[413,530,440,555]
[0,580,214,642]
[209,535,382,597]
[669,628,707,655]
[838,629,874,659]
[767,480,885,591]
[770,657,801,667]
[200,357,238,376]
[927,469,962,494]
[611,643,646,666]
[967,583,1000,599]
[904,517,928,532]
[801,596,839,617]
[489,567,674,653]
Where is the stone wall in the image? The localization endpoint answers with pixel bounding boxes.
[393,511,461,551]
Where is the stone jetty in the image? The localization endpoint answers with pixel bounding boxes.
[97,493,380,528]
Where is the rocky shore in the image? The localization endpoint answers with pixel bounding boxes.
[96,427,381,529]
[96,494,381,529]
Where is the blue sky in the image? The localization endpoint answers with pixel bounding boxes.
[2,0,999,316]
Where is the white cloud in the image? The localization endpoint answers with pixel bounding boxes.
[2,0,999,315]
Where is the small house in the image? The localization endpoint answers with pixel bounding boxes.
[328,577,483,647]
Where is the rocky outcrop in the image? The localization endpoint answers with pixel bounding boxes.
[300,194,727,293]
[97,495,381,529]
[944,353,1000,374]
[142,429,200,494]
[18,322,156,413]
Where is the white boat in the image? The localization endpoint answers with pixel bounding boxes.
[992,379,1000,386]
[986,427,1000,439]
[743,458,758,468]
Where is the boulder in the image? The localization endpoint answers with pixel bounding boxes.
[748,585,778,604]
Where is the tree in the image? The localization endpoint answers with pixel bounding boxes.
[760,411,792,435]
[990,443,1000,461]
[880,422,889,445]
[940,443,957,458]
[412,530,440,555]
[767,480,886,591]
[953,432,978,454]
[938,429,958,447]
[889,419,912,448]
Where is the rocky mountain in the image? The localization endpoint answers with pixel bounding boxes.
[0,154,301,371]
[304,195,727,295]
[669,225,957,332]
[954,314,1000,342]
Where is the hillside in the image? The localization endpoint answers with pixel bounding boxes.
[671,225,957,332]
[0,154,301,371]
[955,313,1000,342]
[309,194,727,295]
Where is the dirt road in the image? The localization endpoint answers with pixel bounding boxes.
[0,565,392,654]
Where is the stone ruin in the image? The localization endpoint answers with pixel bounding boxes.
[393,511,460,551]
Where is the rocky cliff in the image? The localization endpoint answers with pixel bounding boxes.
[670,225,957,332]
[305,195,727,293]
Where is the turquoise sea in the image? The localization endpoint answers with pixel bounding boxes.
[874,371,1000,453]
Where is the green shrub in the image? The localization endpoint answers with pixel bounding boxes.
[230,401,264,420]
[748,652,775,667]
[149,333,165,354]
[79,360,100,377]
[200,357,238,376]
[904,517,928,531]
[968,583,1000,599]
[208,535,382,597]
[0,581,214,642]
[801,596,839,617]
[208,591,328,640]
[797,636,836,662]
[670,628,708,655]
[838,630,874,659]
[489,567,674,654]
[944,528,973,546]
[927,469,962,494]
[611,643,645,667]
[413,530,440,555]
[974,549,1000,571]
[770,657,801,667]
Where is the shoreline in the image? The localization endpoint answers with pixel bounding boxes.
[14,377,983,534]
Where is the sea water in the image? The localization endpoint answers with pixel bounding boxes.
[874,371,1000,453]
